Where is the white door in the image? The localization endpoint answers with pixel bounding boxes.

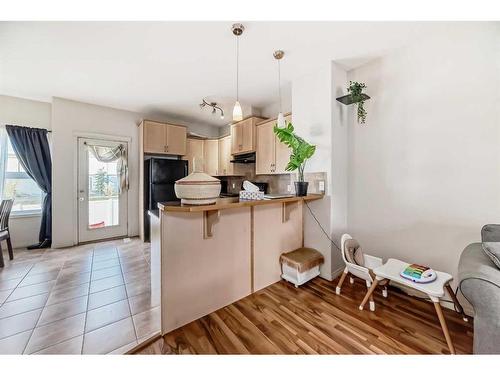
[78,137,128,243]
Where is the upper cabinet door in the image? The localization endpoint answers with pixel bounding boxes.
[166,124,187,155]
[256,120,275,175]
[184,138,204,174]
[143,121,167,154]
[230,123,243,154]
[241,118,256,153]
[274,114,292,174]
[231,118,259,155]
[203,139,219,176]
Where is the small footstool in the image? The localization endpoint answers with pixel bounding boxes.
[280,247,324,287]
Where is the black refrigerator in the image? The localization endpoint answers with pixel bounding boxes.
[144,158,188,242]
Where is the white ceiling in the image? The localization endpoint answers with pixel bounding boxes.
[0,21,454,126]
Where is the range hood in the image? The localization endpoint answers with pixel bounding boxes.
[230,152,255,164]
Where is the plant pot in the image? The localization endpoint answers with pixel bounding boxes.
[294,181,309,197]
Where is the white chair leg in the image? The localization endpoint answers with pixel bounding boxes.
[382,287,388,298]
[336,268,348,295]
[366,280,376,311]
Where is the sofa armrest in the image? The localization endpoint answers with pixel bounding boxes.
[459,243,500,353]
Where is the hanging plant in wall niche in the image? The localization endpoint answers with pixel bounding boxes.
[348,81,368,124]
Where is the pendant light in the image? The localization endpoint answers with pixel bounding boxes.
[232,23,244,122]
[273,50,285,128]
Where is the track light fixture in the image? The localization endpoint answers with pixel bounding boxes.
[199,99,224,120]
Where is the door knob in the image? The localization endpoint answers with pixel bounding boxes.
[79,197,85,201]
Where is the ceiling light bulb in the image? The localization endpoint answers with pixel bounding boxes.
[220,114,224,120]
[233,101,243,122]
[277,112,285,128]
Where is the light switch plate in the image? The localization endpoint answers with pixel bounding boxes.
[287,184,292,192]
[318,180,325,192]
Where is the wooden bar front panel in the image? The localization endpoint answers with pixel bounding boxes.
[252,202,303,292]
[161,208,252,334]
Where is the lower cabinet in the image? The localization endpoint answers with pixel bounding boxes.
[183,138,204,174]
[218,135,234,176]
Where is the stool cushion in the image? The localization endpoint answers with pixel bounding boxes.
[280,247,324,273]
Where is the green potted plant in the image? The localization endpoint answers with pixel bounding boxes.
[273,122,316,196]
[348,81,367,124]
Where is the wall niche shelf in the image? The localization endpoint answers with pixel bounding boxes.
[336,93,370,105]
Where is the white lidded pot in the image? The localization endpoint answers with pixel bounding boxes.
[174,158,221,205]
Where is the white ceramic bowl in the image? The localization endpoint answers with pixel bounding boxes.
[174,172,221,205]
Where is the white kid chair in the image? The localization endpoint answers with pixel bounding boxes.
[335,233,388,311]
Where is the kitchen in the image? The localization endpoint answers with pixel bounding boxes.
[138,111,325,335]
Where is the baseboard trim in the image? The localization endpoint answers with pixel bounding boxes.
[127,332,162,354]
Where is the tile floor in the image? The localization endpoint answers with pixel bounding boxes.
[0,238,160,354]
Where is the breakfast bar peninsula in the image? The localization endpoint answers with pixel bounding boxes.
[149,195,323,334]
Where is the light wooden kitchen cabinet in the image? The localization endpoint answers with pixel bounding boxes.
[143,121,167,154]
[218,135,234,176]
[203,139,219,176]
[165,124,187,155]
[275,114,292,172]
[256,120,275,175]
[230,117,264,155]
[183,138,204,174]
[141,120,187,155]
[255,114,292,175]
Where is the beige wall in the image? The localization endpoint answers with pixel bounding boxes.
[0,95,51,248]
[345,23,500,286]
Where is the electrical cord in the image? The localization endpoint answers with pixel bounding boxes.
[303,200,465,314]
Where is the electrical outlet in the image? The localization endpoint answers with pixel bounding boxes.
[318,180,325,193]
[287,184,292,192]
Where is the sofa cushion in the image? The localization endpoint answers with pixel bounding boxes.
[482,242,500,269]
[481,224,500,242]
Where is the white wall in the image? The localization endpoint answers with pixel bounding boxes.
[0,95,52,248]
[259,82,292,119]
[292,63,347,280]
[51,97,217,248]
[346,23,500,286]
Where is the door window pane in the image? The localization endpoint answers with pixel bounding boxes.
[87,151,119,228]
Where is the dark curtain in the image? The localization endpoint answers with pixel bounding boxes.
[5,125,52,244]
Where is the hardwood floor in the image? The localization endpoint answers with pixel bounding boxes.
[134,276,473,355]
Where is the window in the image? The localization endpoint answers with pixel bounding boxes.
[0,128,43,215]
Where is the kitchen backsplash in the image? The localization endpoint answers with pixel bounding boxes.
[220,164,326,195]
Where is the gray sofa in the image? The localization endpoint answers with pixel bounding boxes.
[458,224,500,354]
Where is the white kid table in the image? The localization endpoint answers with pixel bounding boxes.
[359,258,468,355]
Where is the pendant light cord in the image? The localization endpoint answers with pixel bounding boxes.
[236,35,239,102]
[278,58,282,113]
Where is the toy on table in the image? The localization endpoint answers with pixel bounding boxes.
[400,263,437,283]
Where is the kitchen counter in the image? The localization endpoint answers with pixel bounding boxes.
[153,193,324,335]
[158,194,323,212]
